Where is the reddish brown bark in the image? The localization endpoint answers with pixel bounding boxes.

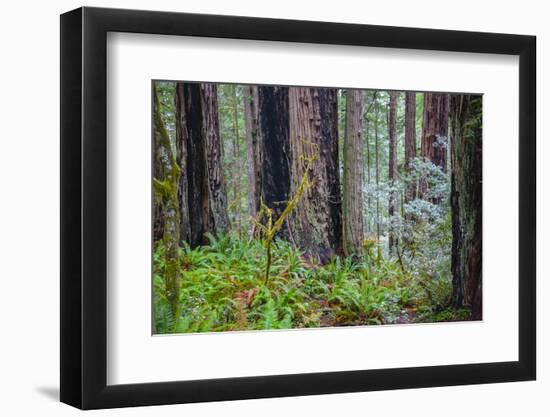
[243,85,261,225]
[450,94,482,320]
[175,82,228,247]
[201,84,229,234]
[421,92,449,172]
[288,87,342,261]
[404,91,417,202]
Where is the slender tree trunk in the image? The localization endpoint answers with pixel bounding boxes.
[243,85,261,228]
[438,94,450,171]
[343,89,364,256]
[201,83,229,235]
[421,92,450,171]
[388,92,398,254]
[365,112,370,234]
[450,95,483,320]
[153,85,181,324]
[364,91,376,235]
[404,91,417,203]
[288,87,342,261]
[375,98,380,244]
[231,85,242,236]
[153,142,164,243]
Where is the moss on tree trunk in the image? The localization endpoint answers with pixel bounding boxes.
[450,95,482,319]
[153,85,181,327]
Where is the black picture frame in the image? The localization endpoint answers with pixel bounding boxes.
[60,6,536,410]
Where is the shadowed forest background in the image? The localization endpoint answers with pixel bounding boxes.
[152,81,482,334]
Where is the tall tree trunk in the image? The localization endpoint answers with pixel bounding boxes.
[404,91,417,203]
[288,87,342,261]
[231,85,242,236]
[364,91,376,234]
[343,89,364,256]
[365,112,370,234]
[175,83,191,244]
[200,83,229,235]
[153,141,164,243]
[153,85,181,323]
[388,91,398,254]
[421,92,450,171]
[243,85,261,228]
[177,83,209,247]
[175,82,229,247]
[450,95,482,320]
[375,98,380,244]
[257,86,291,233]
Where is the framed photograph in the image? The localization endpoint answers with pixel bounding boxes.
[60,6,536,409]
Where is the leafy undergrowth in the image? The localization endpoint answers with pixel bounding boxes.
[153,234,471,334]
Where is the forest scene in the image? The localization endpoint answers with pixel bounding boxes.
[152,81,482,334]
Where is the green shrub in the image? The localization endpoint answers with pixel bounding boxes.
[153,233,464,334]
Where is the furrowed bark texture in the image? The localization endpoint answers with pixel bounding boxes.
[177,83,208,247]
[450,94,482,320]
[257,86,291,233]
[388,91,398,253]
[421,92,450,171]
[343,89,364,256]
[230,85,242,234]
[201,83,229,235]
[243,85,261,224]
[404,91,417,202]
[375,99,380,243]
[175,82,229,247]
[175,83,191,243]
[288,87,342,261]
[153,86,181,319]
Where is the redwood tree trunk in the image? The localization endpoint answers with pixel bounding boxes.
[343,89,364,256]
[257,86,291,232]
[243,85,261,226]
[175,83,191,244]
[288,87,342,261]
[387,91,398,254]
[421,92,450,171]
[450,95,482,319]
[175,82,229,247]
[177,83,208,247]
[201,83,229,235]
[404,91,417,203]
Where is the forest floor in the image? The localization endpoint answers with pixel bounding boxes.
[153,234,472,334]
